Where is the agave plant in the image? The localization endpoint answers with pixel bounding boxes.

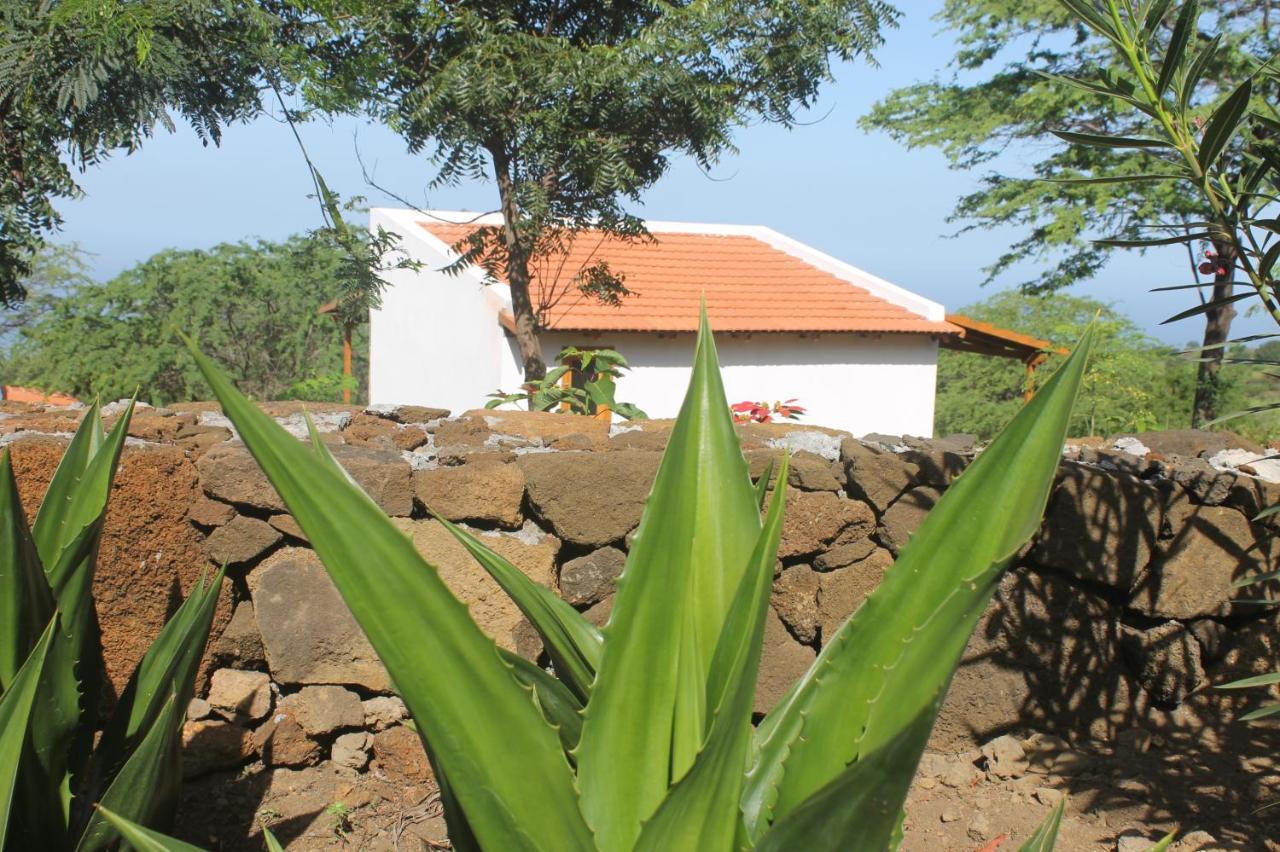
[165,308,1114,851]
[0,402,225,851]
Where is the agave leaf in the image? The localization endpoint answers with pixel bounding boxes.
[1018,797,1066,851]
[264,828,285,852]
[0,450,54,691]
[94,806,207,852]
[1145,832,1177,851]
[185,339,594,852]
[499,649,584,755]
[434,513,602,701]
[30,401,104,570]
[89,569,225,799]
[576,308,762,851]
[1239,701,1280,721]
[633,456,788,852]
[743,326,1095,845]
[0,618,56,851]
[1218,671,1280,689]
[753,458,775,510]
[74,692,185,852]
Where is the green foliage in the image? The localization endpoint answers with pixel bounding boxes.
[937,291,1194,438]
[4,238,368,406]
[0,403,225,850]
[187,307,1094,851]
[862,0,1273,293]
[0,0,279,305]
[485,346,647,420]
[285,0,899,378]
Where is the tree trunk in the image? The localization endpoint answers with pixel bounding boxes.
[1191,239,1238,427]
[492,153,547,383]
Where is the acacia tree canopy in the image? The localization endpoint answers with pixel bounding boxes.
[4,237,365,405]
[288,0,900,381]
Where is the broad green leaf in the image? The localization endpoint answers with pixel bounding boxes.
[75,693,185,852]
[576,308,762,852]
[500,649,584,755]
[0,450,54,691]
[0,618,56,852]
[1018,797,1066,851]
[753,457,775,510]
[1051,129,1175,149]
[633,457,788,852]
[1156,0,1196,97]
[31,401,104,570]
[743,325,1096,845]
[186,339,594,852]
[1198,78,1253,173]
[94,806,207,852]
[433,513,602,701]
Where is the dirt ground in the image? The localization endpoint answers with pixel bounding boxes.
[176,721,1280,851]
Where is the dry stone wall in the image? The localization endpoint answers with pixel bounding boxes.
[2,398,1279,803]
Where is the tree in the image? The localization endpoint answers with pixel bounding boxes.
[861,0,1276,423]
[0,0,280,305]
[935,291,1195,439]
[291,0,899,381]
[5,236,366,405]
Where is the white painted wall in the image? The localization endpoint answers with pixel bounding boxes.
[530,331,940,437]
[371,209,942,436]
[368,209,511,413]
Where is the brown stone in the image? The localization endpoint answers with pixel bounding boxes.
[368,404,450,424]
[901,445,967,489]
[755,606,816,714]
[813,537,878,572]
[609,422,674,451]
[252,711,320,767]
[210,601,267,669]
[341,412,402,448]
[469,408,610,445]
[181,719,254,778]
[519,451,661,547]
[876,486,941,554]
[786,451,846,492]
[841,438,919,513]
[371,725,434,784]
[584,595,615,628]
[1120,621,1205,706]
[248,548,391,691]
[414,460,525,528]
[817,548,893,642]
[175,426,232,458]
[267,514,308,543]
[772,488,875,561]
[559,546,627,606]
[7,436,232,703]
[207,669,272,721]
[187,497,235,528]
[933,568,1132,751]
[1032,464,1161,591]
[392,519,559,656]
[278,685,365,736]
[1134,506,1264,619]
[327,443,414,517]
[772,564,821,644]
[1171,459,1238,506]
[197,442,287,512]
[204,515,282,567]
[1136,428,1264,459]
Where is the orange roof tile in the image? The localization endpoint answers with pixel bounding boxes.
[420,222,958,336]
[2,385,79,405]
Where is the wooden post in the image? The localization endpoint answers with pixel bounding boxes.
[342,321,353,405]
[1023,353,1047,403]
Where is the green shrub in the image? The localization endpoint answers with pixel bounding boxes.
[169,308,1109,851]
[0,402,224,851]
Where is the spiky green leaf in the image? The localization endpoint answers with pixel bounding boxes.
[0,618,56,851]
[93,806,207,852]
[1018,797,1066,851]
[0,450,54,691]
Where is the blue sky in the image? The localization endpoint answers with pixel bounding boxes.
[52,0,1263,346]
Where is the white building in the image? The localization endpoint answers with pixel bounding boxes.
[368,208,963,437]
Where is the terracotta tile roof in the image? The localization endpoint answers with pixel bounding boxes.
[420,222,958,335]
[1,385,79,405]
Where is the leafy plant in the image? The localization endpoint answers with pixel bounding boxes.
[181,305,1095,850]
[0,401,225,850]
[1050,0,1280,425]
[486,346,647,420]
[731,399,807,425]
